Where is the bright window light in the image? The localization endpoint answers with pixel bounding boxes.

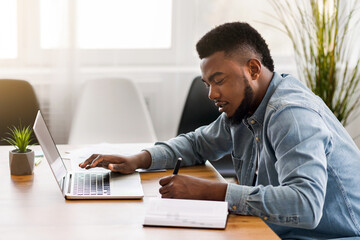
[40,0,68,49]
[77,0,172,49]
[0,0,17,58]
[40,0,172,49]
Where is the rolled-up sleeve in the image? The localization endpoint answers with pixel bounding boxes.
[225,183,253,214]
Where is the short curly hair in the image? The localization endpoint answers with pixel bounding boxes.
[196,22,274,72]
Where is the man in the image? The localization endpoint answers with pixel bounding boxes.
[80,22,360,239]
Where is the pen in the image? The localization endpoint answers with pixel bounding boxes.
[173,157,182,175]
[35,158,42,166]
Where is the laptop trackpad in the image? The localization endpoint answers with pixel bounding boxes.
[110,171,144,197]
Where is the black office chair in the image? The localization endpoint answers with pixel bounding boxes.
[177,76,236,178]
[0,79,40,145]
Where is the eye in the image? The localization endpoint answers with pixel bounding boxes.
[214,78,225,84]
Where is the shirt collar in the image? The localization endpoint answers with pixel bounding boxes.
[246,72,284,125]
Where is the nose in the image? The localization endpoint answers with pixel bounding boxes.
[208,85,220,100]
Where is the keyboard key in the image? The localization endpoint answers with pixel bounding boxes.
[91,174,97,195]
[97,174,103,195]
[73,173,78,193]
[78,173,84,195]
[84,174,90,195]
[104,173,110,195]
[73,172,110,196]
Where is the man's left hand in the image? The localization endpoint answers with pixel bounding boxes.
[159,174,227,201]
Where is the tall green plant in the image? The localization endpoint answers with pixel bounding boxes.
[2,124,34,153]
[270,0,360,126]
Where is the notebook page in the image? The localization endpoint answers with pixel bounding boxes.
[144,198,228,229]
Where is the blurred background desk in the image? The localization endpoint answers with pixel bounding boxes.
[0,145,279,240]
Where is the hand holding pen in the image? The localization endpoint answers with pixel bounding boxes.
[158,156,227,200]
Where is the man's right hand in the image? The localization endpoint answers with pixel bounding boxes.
[78,151,152,174]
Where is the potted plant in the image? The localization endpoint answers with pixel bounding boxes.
[269,0,360,126]
[2,124,35,176]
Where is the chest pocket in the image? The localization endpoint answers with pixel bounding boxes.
[231,152,244,178]
[231,141,257,185]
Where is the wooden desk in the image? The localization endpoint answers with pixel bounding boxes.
[0,145,279,240]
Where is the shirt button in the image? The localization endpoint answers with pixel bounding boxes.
[232,205,237,210]
[250,120,255,124]
[263,216,268,220]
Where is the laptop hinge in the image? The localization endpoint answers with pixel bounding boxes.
[61,173,72,196]
[61,176,66,195]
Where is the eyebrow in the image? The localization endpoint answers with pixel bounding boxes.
[202,72,224,83]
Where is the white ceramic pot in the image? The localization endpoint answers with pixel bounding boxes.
[9,149,35,176]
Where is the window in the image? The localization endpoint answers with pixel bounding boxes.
[40,0,69,49]
[0,0,173,65]
[0,0,17,59]
[77,0,172,49]
[40,0,172,50]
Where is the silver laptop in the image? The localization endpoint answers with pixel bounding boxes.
[33,110,144,200]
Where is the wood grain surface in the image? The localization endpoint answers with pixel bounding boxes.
[0,145,279,240]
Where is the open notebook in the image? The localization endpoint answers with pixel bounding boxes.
[143,198,228,229]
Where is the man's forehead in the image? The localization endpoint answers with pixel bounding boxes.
[201,52,248,81]
[200,52,227,77]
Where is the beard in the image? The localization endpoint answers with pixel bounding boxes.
[227,79,254,126]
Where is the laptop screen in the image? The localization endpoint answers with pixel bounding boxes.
[33,110,67,192]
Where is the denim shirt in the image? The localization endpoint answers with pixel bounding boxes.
[146,72,360,239]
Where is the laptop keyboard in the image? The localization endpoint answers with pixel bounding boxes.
[73,172,111,195]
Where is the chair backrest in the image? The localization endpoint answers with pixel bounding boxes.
[68,78,157,144]
[177,76,236,178]
[177,76,220,135]
[0,79,40,145]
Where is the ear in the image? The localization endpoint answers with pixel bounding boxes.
[247,59,261,80]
